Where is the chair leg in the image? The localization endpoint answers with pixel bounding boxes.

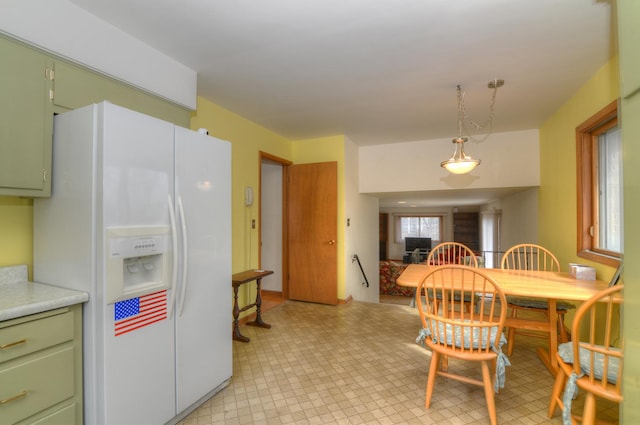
[548,364,567,418]
[582,393,597,425]
[425,351,440,408]
[480,360,498,425]
[558,312,570,343]
[506,307,517,356]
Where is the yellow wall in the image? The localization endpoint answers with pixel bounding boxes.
[190,97,292,274]
[0,197,33,276]
[190,104,350,305]
[190,102,350,303]
[538,56,620,280]
[292,136,347,299]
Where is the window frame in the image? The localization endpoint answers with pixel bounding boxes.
[576,99,622,267]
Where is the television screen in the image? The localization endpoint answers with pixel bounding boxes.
[405,237,431,253]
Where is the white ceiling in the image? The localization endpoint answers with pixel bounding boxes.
[67,0,615,207]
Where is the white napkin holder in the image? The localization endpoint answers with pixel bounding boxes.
[569,263,596,280]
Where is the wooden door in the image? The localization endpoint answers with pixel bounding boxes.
[453,212,480,252]
[288,162,338,305]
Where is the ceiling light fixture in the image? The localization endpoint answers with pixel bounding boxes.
[441,79,504,174]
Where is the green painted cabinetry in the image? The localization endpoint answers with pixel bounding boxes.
[1,34,191,199]
[0,35,53,197]
[0,305,83,425]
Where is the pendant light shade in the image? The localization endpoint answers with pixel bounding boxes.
[440,137,480,174]
[441,80,503,175]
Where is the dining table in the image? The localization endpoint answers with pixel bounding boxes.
[396,264,611,376]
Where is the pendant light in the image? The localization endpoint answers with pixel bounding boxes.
[441,79,504,174]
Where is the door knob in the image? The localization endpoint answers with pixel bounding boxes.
[328,240,336,245]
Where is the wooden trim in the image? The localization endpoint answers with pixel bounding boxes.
[575,100,617,133]
[261,289,283,299]
[575,100,621,267]
[260,151,292,165]
[339,295,353,305]
[282,165,290,300]
[258,151,291,299]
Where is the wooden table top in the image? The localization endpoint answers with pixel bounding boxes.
[232,269,274,285]
[396,265,611,301]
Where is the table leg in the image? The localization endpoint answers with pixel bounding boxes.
[536,298,558,376]
[246,278,271,329]
[232,284,250,342]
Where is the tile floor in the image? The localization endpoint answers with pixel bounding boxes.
[178,298,618,425]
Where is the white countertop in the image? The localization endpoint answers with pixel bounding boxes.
[0,265,89,322]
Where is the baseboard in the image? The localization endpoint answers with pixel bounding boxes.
[261,290,283,299]
[339,295,353,304]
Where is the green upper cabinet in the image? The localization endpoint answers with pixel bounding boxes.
[0,35,191,199]
[0,35,53,197]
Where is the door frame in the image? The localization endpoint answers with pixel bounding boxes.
[259,151,291,299]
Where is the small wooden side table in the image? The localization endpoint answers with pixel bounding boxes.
[231,269,274,342]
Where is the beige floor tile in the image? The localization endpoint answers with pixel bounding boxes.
[178,299,618,424]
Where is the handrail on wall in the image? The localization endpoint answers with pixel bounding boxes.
[352,254,369,287]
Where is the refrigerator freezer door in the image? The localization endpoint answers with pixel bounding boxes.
[173,126,232,413]
[98,102,177,425]
[100,102,175,229]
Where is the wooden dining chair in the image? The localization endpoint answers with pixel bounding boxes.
[427,241,478,267]
[548,284,623,425]
[501,243,575,356]
[422,242,479,309]
[416,265,510,425]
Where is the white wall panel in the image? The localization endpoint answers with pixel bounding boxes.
[359,129,540,193]
[0,0,197,109]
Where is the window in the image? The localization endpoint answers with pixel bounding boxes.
[394,215,443,245]
[577,100,623,266]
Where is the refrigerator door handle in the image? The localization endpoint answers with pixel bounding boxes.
[177,196,189,317]
[167,194,179,319]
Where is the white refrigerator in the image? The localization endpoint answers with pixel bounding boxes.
[33,101,232,425]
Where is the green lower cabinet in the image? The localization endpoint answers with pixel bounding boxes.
[0,306,83,425]
[22,403,76,425]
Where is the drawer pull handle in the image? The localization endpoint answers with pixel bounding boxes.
[0,390,27,405]
[0,339,27,349]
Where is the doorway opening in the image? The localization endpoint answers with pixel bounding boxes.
[259,152,291,299]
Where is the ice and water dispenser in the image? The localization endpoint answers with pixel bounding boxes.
[106,226,171,303]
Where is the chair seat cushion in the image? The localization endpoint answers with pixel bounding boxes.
[417,320,507,350]
[557,342,620,384]
[506,296,575,311]
[416,321,510,392]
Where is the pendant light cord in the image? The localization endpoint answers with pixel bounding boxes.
[459,79,501,144]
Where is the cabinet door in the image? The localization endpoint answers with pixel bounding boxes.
[0,36,53,197]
